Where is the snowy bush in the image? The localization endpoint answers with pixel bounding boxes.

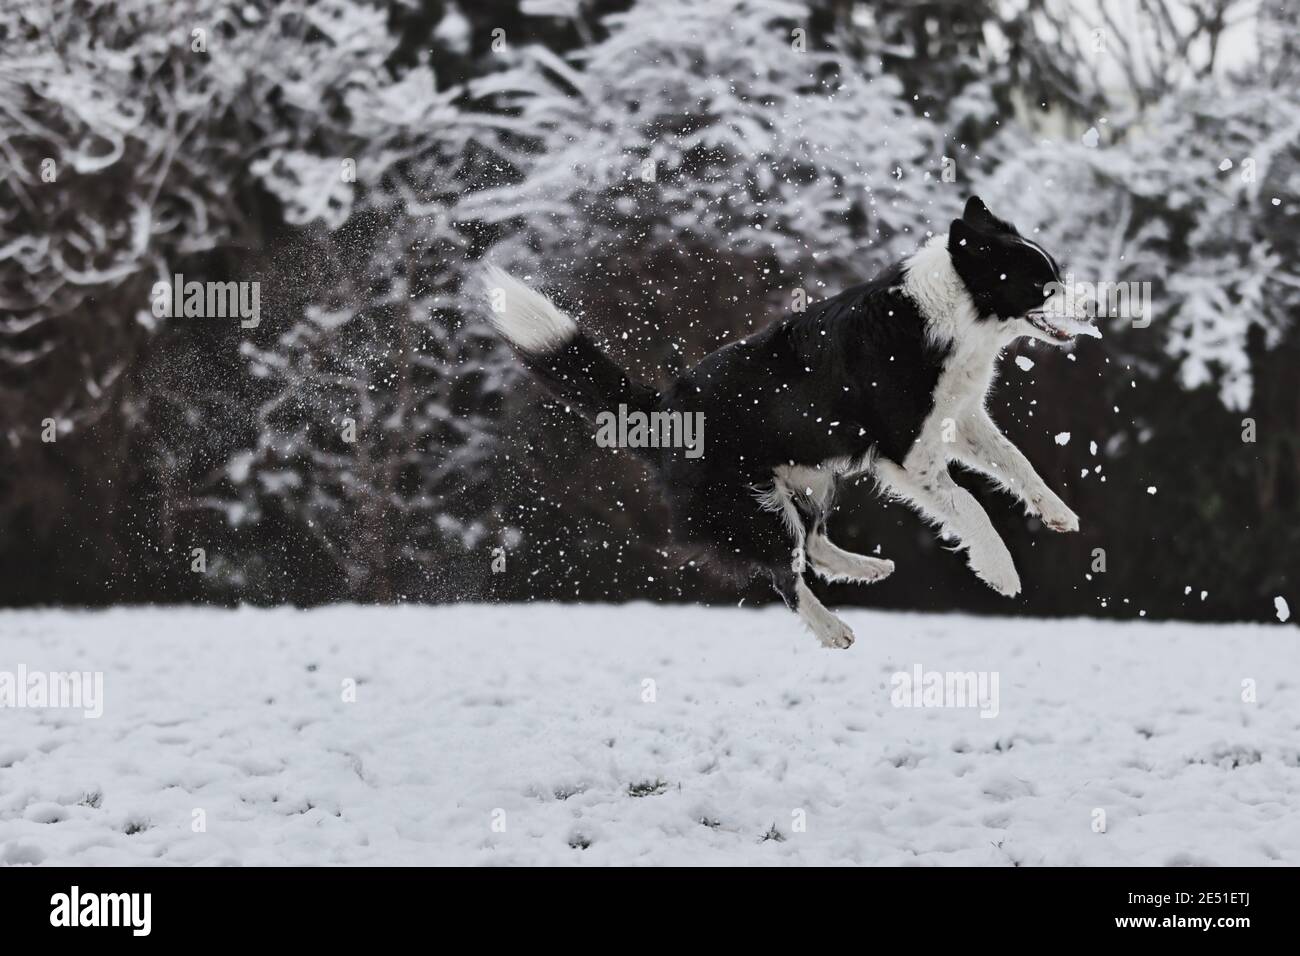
[465,0,961,297]
[2,0,1295,618]
[984,80,1299,411]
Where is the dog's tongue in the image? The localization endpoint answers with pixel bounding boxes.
[1057,315,1103,339]
[1042,296,1103,339]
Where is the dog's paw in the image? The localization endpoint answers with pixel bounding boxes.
[841,556,893,584]
[808,551,894,585]
[968,542,1021,597]
[808,614,855,649]
[1043,511,1079,533]
[863,557,895,582]
[819,620,855,649]
[1032,496,1079,533]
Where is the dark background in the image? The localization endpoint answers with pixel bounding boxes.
[1,0,1295,620]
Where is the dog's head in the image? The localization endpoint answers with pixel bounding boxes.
[948,196,1086,346]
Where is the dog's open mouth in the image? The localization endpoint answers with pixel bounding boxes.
[1025,310,1102,343]
[1025,311,1072,342]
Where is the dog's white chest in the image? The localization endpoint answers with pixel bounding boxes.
[936,340,1000,415]
[908,335,1004,468]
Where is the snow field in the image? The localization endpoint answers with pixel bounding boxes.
[1,604,1296,866]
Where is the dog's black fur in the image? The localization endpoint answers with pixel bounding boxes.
[654,269,951,582]
[486,196,1082,645]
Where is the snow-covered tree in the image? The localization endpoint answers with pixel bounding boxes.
[1,0,407,599]
[0,0,523,601]
[467,0,961,303]
[981,1,1299,410]
[218,13,526,601]
[4,0,1293,617]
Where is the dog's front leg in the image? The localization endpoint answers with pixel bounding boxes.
[959,411,1079,533]
[805,532,895,584]
[876,461,1021,597]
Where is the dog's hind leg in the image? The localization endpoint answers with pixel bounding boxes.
[761,467,893,587]
[770,568,855,649]
[753,474,855,648]
[677,473,854,648]
[805,532,895,585]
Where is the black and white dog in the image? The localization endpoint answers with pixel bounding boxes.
[484,197,1097,647]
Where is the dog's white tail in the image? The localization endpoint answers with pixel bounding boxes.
[477,263,660,427]
[480,265,577,355]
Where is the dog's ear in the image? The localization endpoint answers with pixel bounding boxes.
[962,195,1015,234]
[949,218,990,257]
[962,196,999,230]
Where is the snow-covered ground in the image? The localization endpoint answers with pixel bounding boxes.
[1,604,1296,866]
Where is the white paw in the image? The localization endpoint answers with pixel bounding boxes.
[818,619,855,649]
[1033,496,1079,533]
[968,541,1021,597]
[861,557,895,582]
[808,552,895,585]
